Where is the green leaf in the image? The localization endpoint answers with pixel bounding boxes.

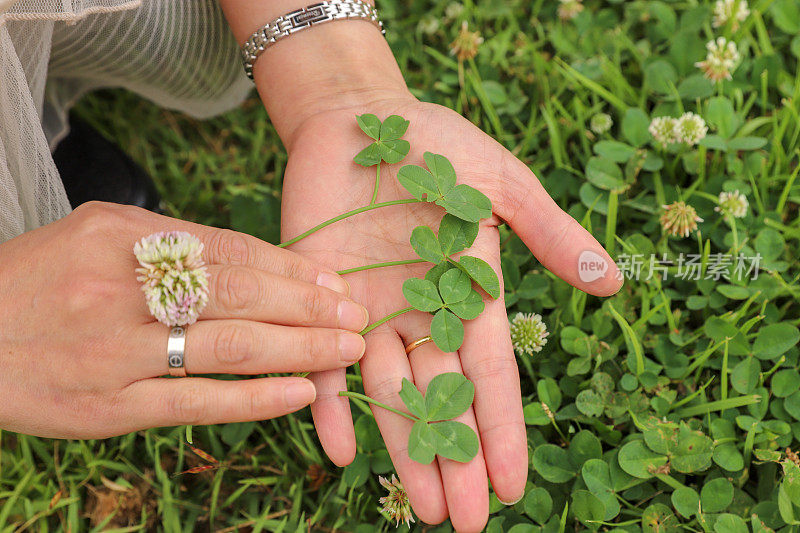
[575,390,605,417]
[353,143,382,166]
[448,290,485,320]
[585,156,625,191]
[399,378,427,420]
[424,261,450,286]
[423,152,457,195]
[714,514,748,533]
[671,426,713,473]
[701,478,733,513]
[753,323,800,360]
[731,357,760,394]
[713,443,744,472]
[523,487,553,524]
[425,372,474,421]
[378,139,411,164]
[438,214,479,256]
[593,140,636,163]
[408,420,436,464]
[437,184,493,222]
[706,97,739,138]
[456,256,501,298]
[671,486,700,518]
[402,278,442,312]
[571,490,605,530]
[581,459,621,520]
[568,430,603,469]
[643,58,678,95]
[617,440,667,479]
[622,108,651,147]
[438,267,471,304]
[410,226,444,264]
[431,309,464,352]
[642,503,680,532]
[430,420,479,462]
[532,444,575,483]
[379,115,409,141]
[356,113,381,140]
[773,369,800,397]
[398,164,439,201]
[342,453,371,488]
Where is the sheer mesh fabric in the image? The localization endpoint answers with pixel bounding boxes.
[0,0,252,243]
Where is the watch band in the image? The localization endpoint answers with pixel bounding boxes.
[240,0,385,80]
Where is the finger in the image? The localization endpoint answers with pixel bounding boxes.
[488,156,622,297]
[457,230,528,505]
[396,313,490,533]
[201,265,368,331]
[360,328,449,525]
[118,376,316,429]
[136,320,365,378]
[103,203,351,294]
[309,369,356,467]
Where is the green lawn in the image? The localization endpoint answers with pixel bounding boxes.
[3,0,800,531]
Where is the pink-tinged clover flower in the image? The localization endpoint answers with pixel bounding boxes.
[695,37,740,82]
[660,201,703,238]
[557,0,584,20]
[378,474,414,528]
[134,231,209,326]
[510,312,549,356]
[715,190,749,218]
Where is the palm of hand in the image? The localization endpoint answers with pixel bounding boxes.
[281,100,621,531]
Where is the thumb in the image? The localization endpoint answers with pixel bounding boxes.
[491,158,623,297]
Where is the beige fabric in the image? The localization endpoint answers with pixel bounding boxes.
[0,0,253,243]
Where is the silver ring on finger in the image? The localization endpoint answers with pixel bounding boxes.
[167,326,188,377]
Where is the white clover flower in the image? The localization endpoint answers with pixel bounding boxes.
[510,312,549,356]
[379,475,414,528]
[134,231,209,326]
[558,0,584,20]
[648,116,678,146]
[660,201,704,238]
[674,112,708,146]
[715,190,749,218]
[713,0,749,30]
[444,2,464,21]
[695,37,741,82]
[590,113,613,135]
[417,16,440,35]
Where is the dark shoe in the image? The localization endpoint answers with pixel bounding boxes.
[53,116,161,212]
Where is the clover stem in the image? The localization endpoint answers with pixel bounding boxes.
[370,161,381,205]
[278,198,423,248]
[360,307,414,336]
[338,391,418,422]
[550,419,569,444]
[337,259,425,275]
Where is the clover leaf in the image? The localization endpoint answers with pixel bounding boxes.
[410,226,445,264]
[398,152,492,222]
[354,114,411,166]
[400,374,478,464]
[455,256,501,299]
[402,278,442,312]
[431,308,464,352]
[438,214,479,256]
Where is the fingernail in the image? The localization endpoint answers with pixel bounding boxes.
[338,300,369,331]
[498,493,524,506]
[316,271,350,295]
[338,332,366,363]
[284,381,316,410]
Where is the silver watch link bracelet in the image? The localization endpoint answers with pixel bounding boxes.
[240,0,385,80]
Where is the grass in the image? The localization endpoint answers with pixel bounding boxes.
[3,0,800,531]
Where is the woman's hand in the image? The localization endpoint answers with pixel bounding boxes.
[0,201,369,439]
[279,100,622,531]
